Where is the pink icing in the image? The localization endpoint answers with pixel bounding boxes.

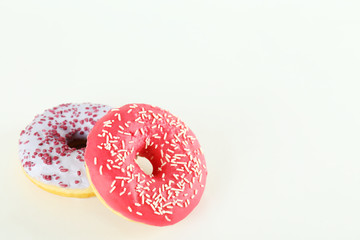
[85,104,207,226]
[19,103,112,189]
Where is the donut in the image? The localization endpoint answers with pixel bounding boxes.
[85,104,207,226]
[19,103,112,198]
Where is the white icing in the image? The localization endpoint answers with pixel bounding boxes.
[19,103,112,189]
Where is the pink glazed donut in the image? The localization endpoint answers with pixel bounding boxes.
[85,104,207,226]
[19,103,112,197]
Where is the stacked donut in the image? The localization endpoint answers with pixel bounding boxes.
[19,103,112,197]
[19,103,207,226]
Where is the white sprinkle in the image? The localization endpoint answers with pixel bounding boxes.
[115,176,130,180]
[103,120,113,127]
[99,165,103,175]
[135,203,141,207]
[184,164,190,173]
[119,188,127,196]
[163,202,172,208]
[136,211,143,216]
[111,180,116,187]
[165,215,171,222]
[175,153,187,157]
[97,145,103,150]
[163,132,167,140]
[127,109,133,113]
[94,157,97,165]
[139,128,145,135]
[151,190,157,198]
[171,187,183,192]
[108,132,113,139]
[149,203,156,212]
[110,145,117,152]
[110,186,116,193]
[106,164,112,170]
[128,206,132,212]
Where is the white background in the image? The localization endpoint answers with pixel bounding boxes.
[1,0,360,239]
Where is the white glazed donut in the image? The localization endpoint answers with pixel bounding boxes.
[19,103,112,197]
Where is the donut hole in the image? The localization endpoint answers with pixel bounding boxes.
[135,156,153,176]
[66,136,87,149]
